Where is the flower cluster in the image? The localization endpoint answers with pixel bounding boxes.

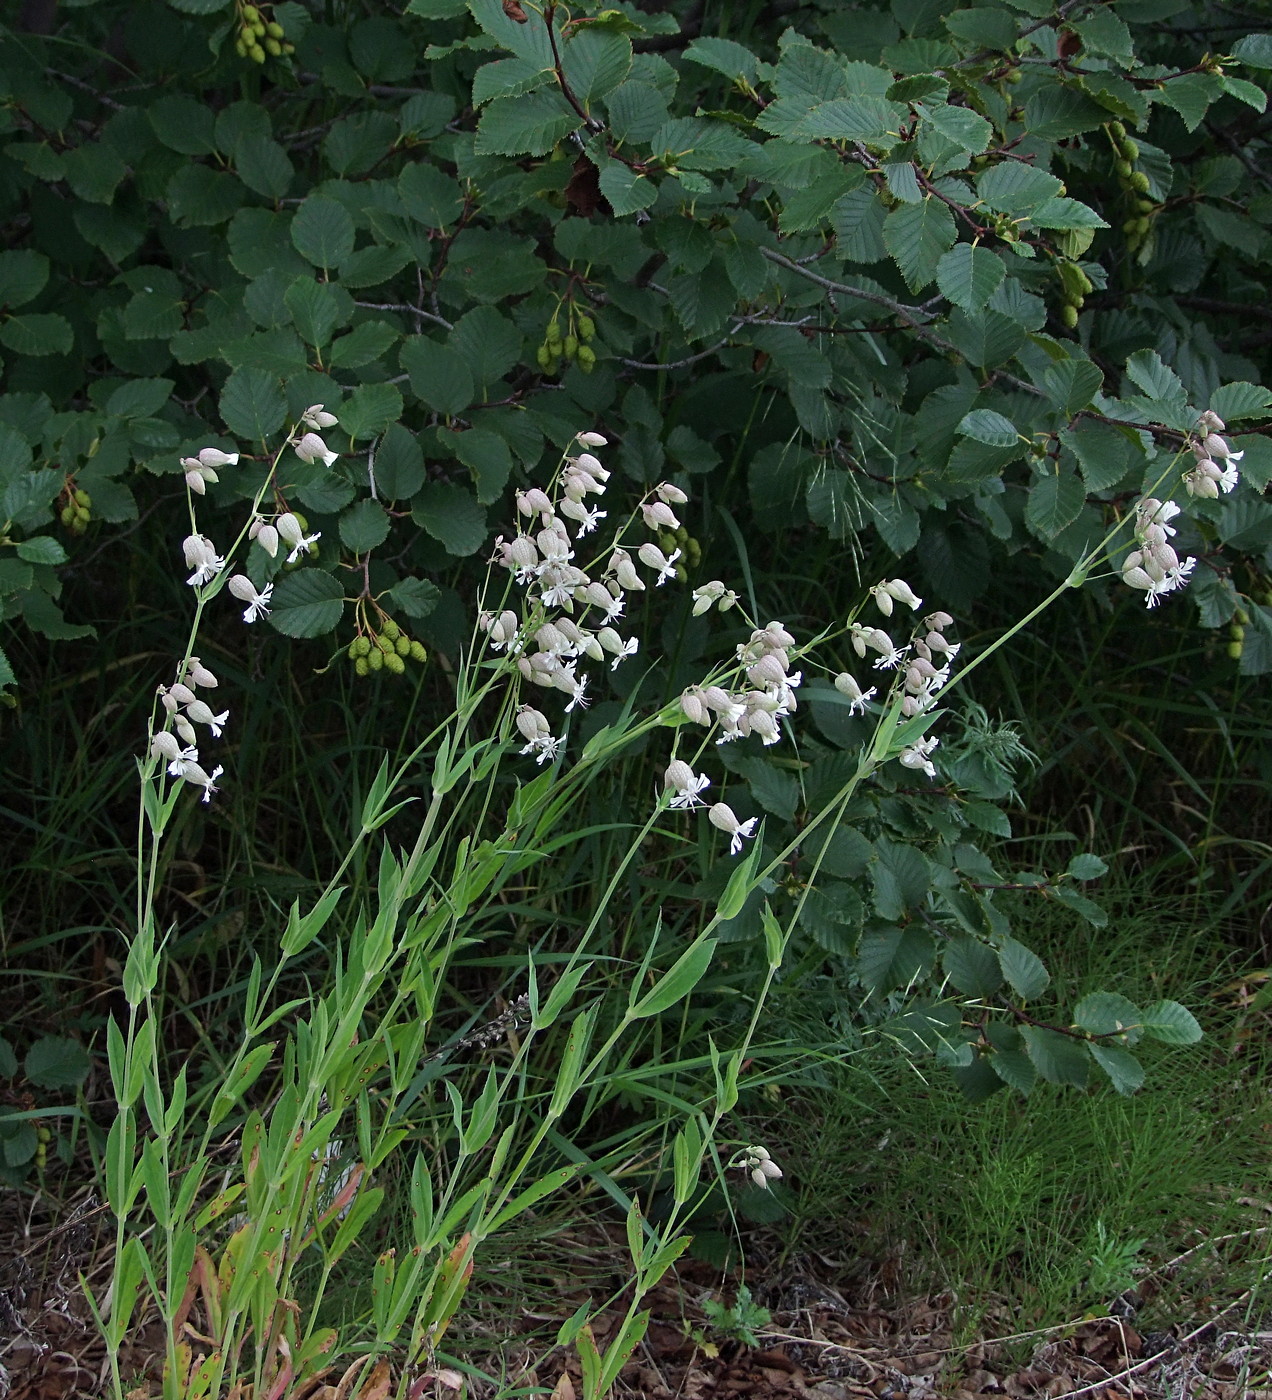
[737,1144,783,1191]
[291,404,340,468]
[150,657,226,802]
[680,620,802,748]
[1120,498,1196,608]
[1184,409,1242,499]
[180,447,238,496]
[486,431,690,754]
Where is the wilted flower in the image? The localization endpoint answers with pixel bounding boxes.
[708,802,758,856]
[227,574,273,623]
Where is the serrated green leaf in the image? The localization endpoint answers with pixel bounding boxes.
[220,367,286,442]
[449,305,522,392]
[1139,999,1202,1045]
[149,95,218,154]
[560,28,632,103]
[15,535,66,566]
[1073,991,1141,1037]
[598,163,659,216]
[24,1035,91,1090]
[330,319,399,370]
[1232,33,1272,68]
[400,338,474,416]
[974,162,1063,213]
[411,482,487,556]
[339,499,391,553]
[1041,358,1103,416]
[871,837,931,920]
[1210,381,1272,421]
[284,277,353,349]
[373,423,425,499]
[399,163,465,229]
[269,569,346,638]
[0,251,50,309]
[943,936,1003,997]
[340,382,402,442]
[1067,852,1108,881]
[1024,470,1085,541]
[0,314,72,357]
[165,165,242,227]
[936,244,1004,311]
[998,936,1049,1000]
[857,924,935,996]
[453,428,513,505]
[684,36,759,82]
[291,196,356,270]
[915,101,992,153]
[1020,1025,1089,1086]
[475,90,581,157]
[1089,1044,1144,1095]
[883,198,956,291]
[389,575,440,618]
[235,135,294,199]
[958,409,1018,447]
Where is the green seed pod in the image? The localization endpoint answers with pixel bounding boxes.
[1130,171,1151,193]
[250,43,266,62]
[1136,198,1155,214]
[1228,641,1244,660]
[235,36,248,55]
[546,334,564,357]
[536,344,553,371]
[347,640,360,660]
[242,3,260,19]
[1231,622,1246,640]
[74,488,91,508]
[252,19,266,36]
[1109,121,1127,141]
[383,618,400,639]
[59,505,75,527]
[1235,607,1250,625]
[577,345,596,371]
[685,538,702,567]
[1121,138,1140,161]
[1115,158,1133,179]
[368,647,384,672]
[376,633,394,653]
[267,19,284,37]
[409,640,427,662]
[355,656,370,677]
[576,313,595,340]
[1122,218,1140,234]
[265,37,282,55]
[385,652,406,675]
[1136,216,1151,235]
[1060,304,1079,330]
[563,334,579,359]
[395,634,411,656]
[352,635,372,657]
[1005,67,1021,84]
[283,41,295,52]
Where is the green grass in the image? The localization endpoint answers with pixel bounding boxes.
[761,884,1272,1344]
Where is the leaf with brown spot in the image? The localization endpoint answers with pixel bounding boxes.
[502,0,528,20]
[550,1373,576,1400]
[353,1359,392,1400]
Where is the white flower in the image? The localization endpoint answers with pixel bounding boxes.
[293,432,338,467]
[560,497,607,534]
[833,672,877,716]
[609,549,645,592]
[597,628,638,668]
[517,487,554,519]
[180,760,223,803]
[302,404,339,431]
[563,671,590,712]
[576,431,608,448]
[182,535,225,588]
[637,542,680,586]
[252,521,280,558]
[664,760,710,809]
[227,574,273,623]
[692,580,726,616]
[198,447,239,468]
[740,1145,783,1190]
[538,568,576,610]
[150,730,198,776]
[656,482,688,505]
[899,735,939,778]
[276,512,321,564]
[182,460,217,495]
[184,657,218,688]
[708,802,758,856]
[515,706,561,765]
[184,699,229,738]
[574,452,610,481]
[641,500,680,531]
